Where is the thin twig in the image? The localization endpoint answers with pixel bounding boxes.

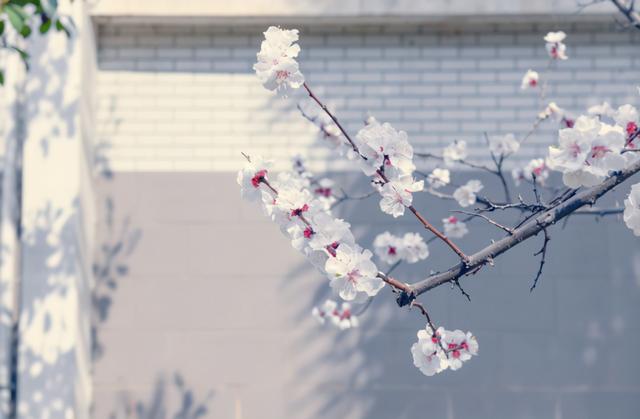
[451,210,514,235]
[530,223,550,292]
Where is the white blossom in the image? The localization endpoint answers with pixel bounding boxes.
[325,244,384,301]
[623,183,640,236]
[614,104,639,148]
[427,168,450,189]
[312,300,359,330]
[539,102,565,120]
[544,31,568,60]
[312,299,337,325]
[548,116,626,188]
[443,216,468,239]
[443,141,468,166]
[411,327,447,376]
[440,329,479,371]
[588,102,615,118]
[308,212,355,252]
[373,232,403,265]
[355,120,415,176]
[379,175,424,217]
[254,26,305,93]
[313,177,337,210]
[453,180,484,207]
[237,156,272,202]
[520,69,539,90]
[512,158,550,186]
[400,233,429,264]
[411,325,478,376]
[489,133,520,157]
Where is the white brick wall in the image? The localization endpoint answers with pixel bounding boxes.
[95,21,639,173]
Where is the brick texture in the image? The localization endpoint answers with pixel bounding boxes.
[95,21,640,173]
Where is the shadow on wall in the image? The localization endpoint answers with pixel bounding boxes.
[91,195,142,360]
[279,172,640,419]
[108,373,214,419]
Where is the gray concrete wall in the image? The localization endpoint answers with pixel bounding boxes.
[90,17,640,419]
[91,171,640,419]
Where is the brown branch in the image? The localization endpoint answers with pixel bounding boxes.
[609,0,640,30]
[396,158,640,305]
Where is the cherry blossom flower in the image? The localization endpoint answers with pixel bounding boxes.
[489,133,520,157]
[443,216,468,239]
[539,102,565,121]
[427,168,450,189]
[411,327,447,376]
[313,177,337,210]
[373,232,403,265]
[237,155,273,201]
[614,104,639,148]
[588,102,615,118]
[312,299,338,325]
[440,329,479,371]
[308,212,355,252]
[379,175,424,217]
[520,69,539,90]
[401,233,429,264]
[544,31,568,60]
[331,302,359,330]
[443,140,468,166]
[355,120,415,176]
[312,300,359,329]
[512,158,550,186]
[453,180,484,207]
[623,183,640,236]
[275,185,315,218]
[548,116,626,187]
[254,26,305,94]
[325,244,384,301]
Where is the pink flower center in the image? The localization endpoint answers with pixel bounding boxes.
[251,170,267,188]
[291,204,309,217]
[590,145,610,160]
[563,118,575,128]
[276,70,290,81]
[448,216,458,224]
[452,350,461,359]
[314,187,332,197]
[569,142,582,158]
[532,165,545,176]
[340,309,351,320]
[303,227,314,239]
[388,246,397,255]
[347,270,361,284]
[529,79,537,87]
[627,121,638,137]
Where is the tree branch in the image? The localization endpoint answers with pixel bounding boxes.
[396,159,640,305]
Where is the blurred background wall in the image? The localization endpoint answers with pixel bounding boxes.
[1,1,639,418]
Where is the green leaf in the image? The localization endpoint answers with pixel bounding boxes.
[19,23,31,38]
[0,21,5,36]
[5,4,26,34]
[39,18,51,34]
[10,45,30,69]
[0,70,4,86]
[55,18,71,37]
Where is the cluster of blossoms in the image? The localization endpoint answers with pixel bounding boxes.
[373,232,429,265]
[253,26,305,94]
[312,299,359,330]
[411,325,479,376]
[426,168,450,189]
[489,133,520,157]
[353,119,424,218]
[442,140,468,166]
[238,155,385,302]
[546,111,634,188]
[512,158,550,186]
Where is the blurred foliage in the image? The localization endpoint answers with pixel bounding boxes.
[0,0,73,84]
